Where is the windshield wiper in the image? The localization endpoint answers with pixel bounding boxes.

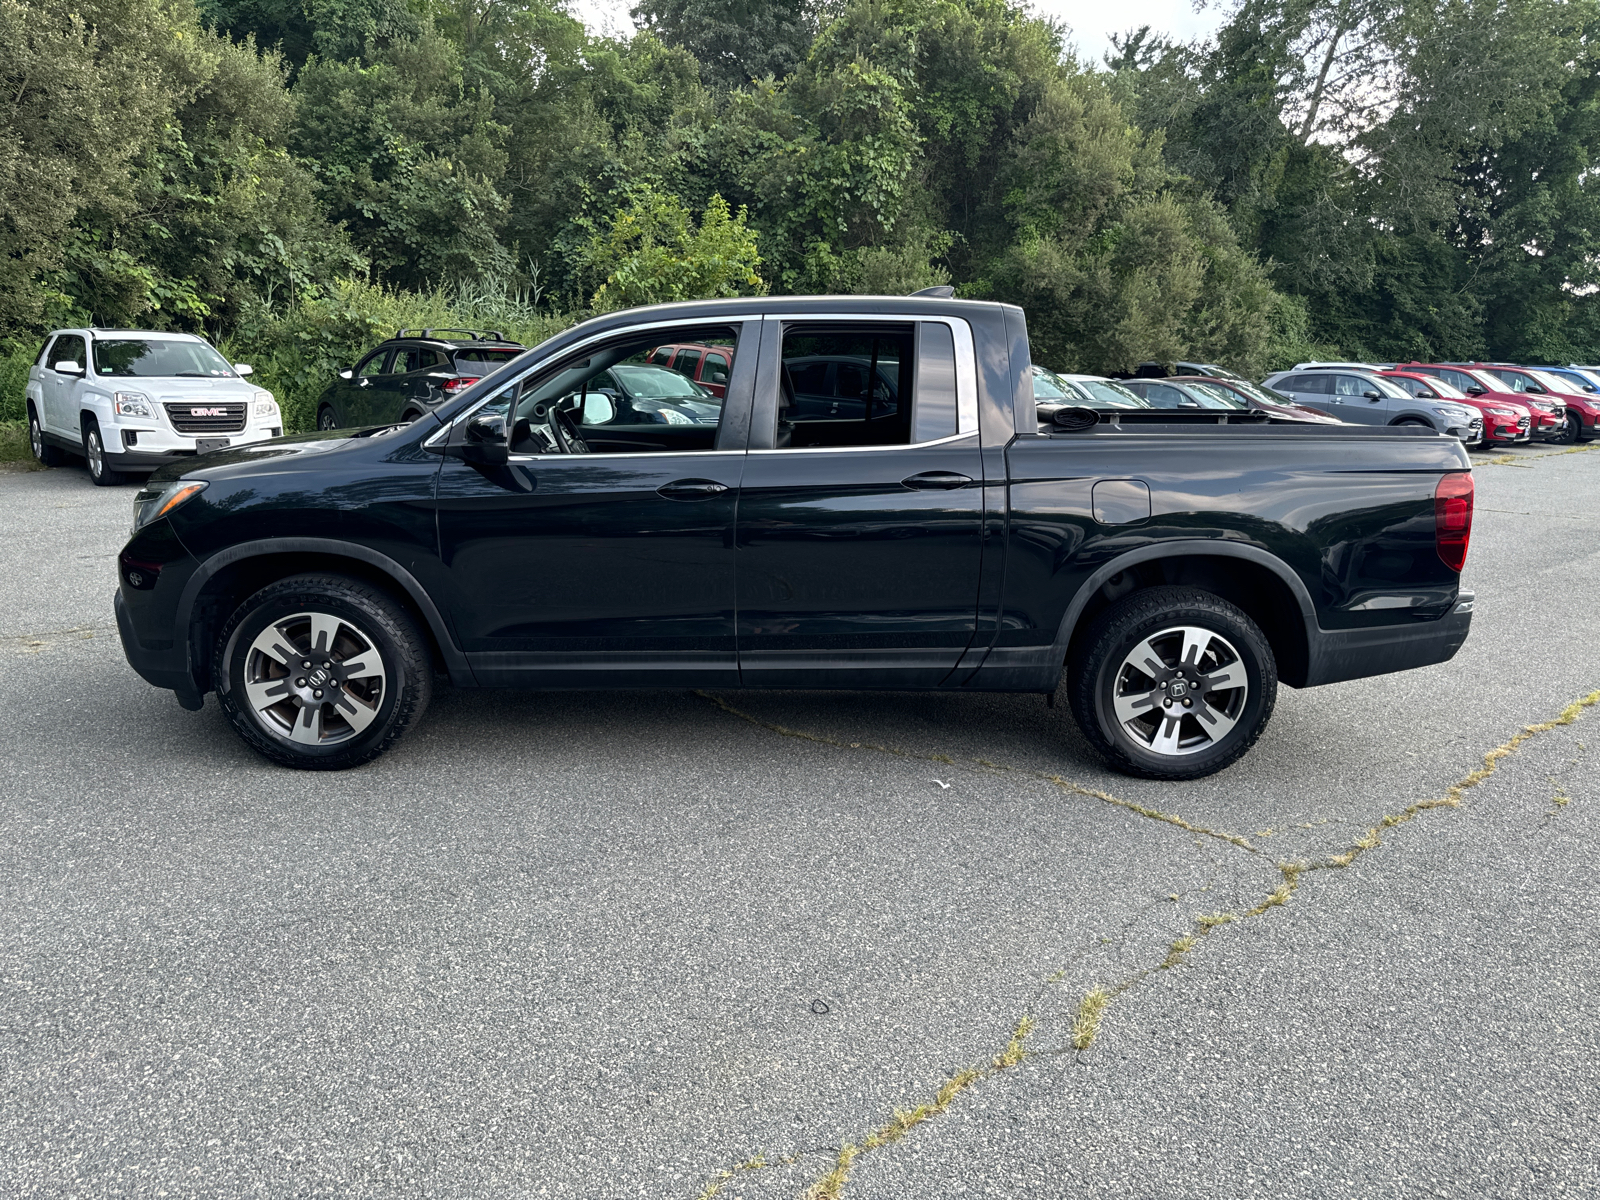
[174,372,219,377]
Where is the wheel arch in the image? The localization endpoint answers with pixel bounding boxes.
[1055,543,1316,689]
[177,539,473,694]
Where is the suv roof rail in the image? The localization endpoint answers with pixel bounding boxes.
[909,285,955,298]
[394,327,512,343]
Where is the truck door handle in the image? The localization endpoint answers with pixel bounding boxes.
[902,471,972,490]
[658,478,729,500]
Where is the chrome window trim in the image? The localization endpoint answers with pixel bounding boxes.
[747,430,975,455]
[505,447,746,463]
[761,312,979,439]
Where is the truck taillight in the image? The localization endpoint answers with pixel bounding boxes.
[443,376,480,393]
[1434,471,1473,572]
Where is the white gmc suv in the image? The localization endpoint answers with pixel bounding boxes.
[25,328,282,485]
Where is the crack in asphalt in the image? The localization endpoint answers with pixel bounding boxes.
[693,691,1259,852]
[692,687,1600,1200]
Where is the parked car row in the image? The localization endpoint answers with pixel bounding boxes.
[24,319,1600,490]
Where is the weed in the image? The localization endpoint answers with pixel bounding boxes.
[0,420,42,467]
[1071,987,1111,1049]
[1161,934,1198,969]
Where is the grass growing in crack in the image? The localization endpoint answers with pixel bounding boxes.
[798,1016,1035,1200]
[697,690,1600,1199]
[1319,689,1600,873]
[694,691,1258,852]
[1070,987,1111,1049]
[1161,934,1198,969]
[696,1152,794,1200]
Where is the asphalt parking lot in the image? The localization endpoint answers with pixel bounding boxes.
[2,441,1597,1199]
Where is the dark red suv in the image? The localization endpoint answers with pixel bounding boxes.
[646,341,736,398]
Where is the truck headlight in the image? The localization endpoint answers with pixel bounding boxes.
[253,391,278,418]
[131,480,208,534]
[113,391,153,418]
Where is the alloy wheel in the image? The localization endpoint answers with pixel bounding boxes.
[29,417,43,460]
[243,610,387,746]
[318,410,337,431]
[1110,625,1249,756]
[86,428,104,479]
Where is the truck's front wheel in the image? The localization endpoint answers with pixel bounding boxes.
[214,574,432,770]
[1069,586,1277,780]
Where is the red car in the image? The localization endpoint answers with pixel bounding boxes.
[1379,370,1530,447]
[1472,365,1599,444]
[1397,363,1559,442]
[646,341,735,398]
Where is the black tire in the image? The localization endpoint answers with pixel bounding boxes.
[82,416,127,486]
[214,574,432,770]
[400,408,423,424]
[318,407,339,431]
[1554,412,1580,444]
[1068,586,1278,781]
[28,405,64,467]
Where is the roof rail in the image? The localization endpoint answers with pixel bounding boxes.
[394,327,512,342]
[909,285,955,298]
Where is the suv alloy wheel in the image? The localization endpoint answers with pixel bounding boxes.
[214,574,433,769]
[82,416,127,486]
[28,405,64,467]
[1069,587,1278,780]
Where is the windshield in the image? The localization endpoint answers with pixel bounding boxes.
[1462,368,1506,393]
[611,364,717,401]
[1031,366,1075,399]
[1075,379,1149,408]
[1184,381,1250,409]
[1528,368,1579,394]
[1402,375,1466,399]
[93,338,235,378]
[1227,379,1297,407]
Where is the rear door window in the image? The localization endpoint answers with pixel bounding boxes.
[672,348,703,378]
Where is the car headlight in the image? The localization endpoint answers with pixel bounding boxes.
[253,390,277,418]
[656,407,692,425]
[113,391,153,418]
[1486,406,1516,416]
[131,480,208,534]
[1432,405,1472,422]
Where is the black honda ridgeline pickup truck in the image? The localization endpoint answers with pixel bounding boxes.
[115,296,1474,779]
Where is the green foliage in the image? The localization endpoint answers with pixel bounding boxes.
[5,0,1600,382]
[578,192,766,310]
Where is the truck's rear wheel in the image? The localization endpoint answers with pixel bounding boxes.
[214,574,432,770]
[1069,586,1277,780]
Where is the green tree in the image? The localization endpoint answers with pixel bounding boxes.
[631,0,815,89]
[577,190,765,310]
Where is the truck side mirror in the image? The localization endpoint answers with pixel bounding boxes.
[233,363,254,377]
[54,360,83,375]
[449,411,509,466]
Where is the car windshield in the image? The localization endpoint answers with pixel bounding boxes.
[1184,381,1250,409]
[1401,375,1466,399]
[1228,379,1297,407]
[92,338,234,378]
[611,364,717,401]
[1462,368,1506,393]
[1074,379,1149,408]
[1031,366,1076,399]
[1527,368,1579,394]
[453,348,522,372]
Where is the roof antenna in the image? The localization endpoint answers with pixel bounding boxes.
[910,285,955,298]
